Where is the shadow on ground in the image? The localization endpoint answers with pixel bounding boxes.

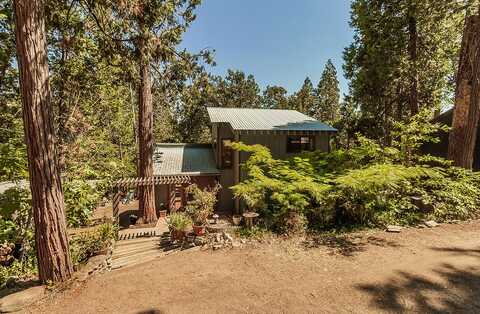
[303,234,401,257]
[357,247,480,313]
[137,309,165,314]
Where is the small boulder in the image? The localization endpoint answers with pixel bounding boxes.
[424,220,439,228]
[386,225,402,233]
[0,286,45,313]
[223,232,233,243]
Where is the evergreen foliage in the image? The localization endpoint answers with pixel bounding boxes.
[231,111,480,233]
[314,59,340,124]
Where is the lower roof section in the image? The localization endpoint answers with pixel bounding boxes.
[154,143,220,176]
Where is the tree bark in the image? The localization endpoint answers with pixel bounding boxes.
[13,0,73,282]
[448,15,480,168]
[137,38,157,223]
[408,9,419,116]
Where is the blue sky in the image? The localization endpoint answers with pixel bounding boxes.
[181,0,354,96]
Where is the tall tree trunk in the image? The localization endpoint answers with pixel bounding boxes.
[13,0,73,282]
[448,15,480,168]
[137,39,157,223]
[408,9,419,116]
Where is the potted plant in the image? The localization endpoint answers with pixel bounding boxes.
[167,212,192,241]
[185,183,221,236]
[232,215,242,226]
[158,203,167,218]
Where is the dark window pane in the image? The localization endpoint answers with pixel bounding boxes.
[287,136,315,153]
[222,139,233,168]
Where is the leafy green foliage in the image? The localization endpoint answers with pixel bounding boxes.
[314,59,340,124]
[63,180,103,227]
[230,142,330,234]
[232,111,480,233]
[69,223,117,266]
[344,0,475,142]
[0,187,32,245]
[167,212,192,231]
[0,256,36,288]
[185,183,220,225]
[290,77,316,115]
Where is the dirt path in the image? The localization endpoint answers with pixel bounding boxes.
[29,221,480,314]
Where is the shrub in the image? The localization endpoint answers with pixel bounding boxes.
[167,213,192,231]
[230,142,329,234]
[69,223,117,266]
[230,110,480,233]
[63,180,103,227]
[185,183,220,225]
[0,256,37,288]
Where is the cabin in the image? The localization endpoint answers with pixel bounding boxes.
[153,107,337,213]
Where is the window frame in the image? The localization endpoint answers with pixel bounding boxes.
[286,135,315,153]
[221,138,233,169]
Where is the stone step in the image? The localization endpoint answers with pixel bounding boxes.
[111,250,165,270]
[114,235,168,248]
[112,245,164,260]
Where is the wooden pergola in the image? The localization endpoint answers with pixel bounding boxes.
[112,175,191,223]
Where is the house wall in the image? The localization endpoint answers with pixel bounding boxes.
[215,123,236,212]
[154,175,219,212]
[239,132,330,163]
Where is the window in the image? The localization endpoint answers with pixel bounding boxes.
[221,139,233,168]
[287,136,315,153]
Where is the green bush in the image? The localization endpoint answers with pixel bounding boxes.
[63,180,103,227]
[69,223,117,266]
[185,183,220,225]
[0,256,37,289]
[230,110,480,233]
[167,212,192,231]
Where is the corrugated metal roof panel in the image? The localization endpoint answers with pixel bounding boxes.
[154,143,220,176]
[206,107,337,132]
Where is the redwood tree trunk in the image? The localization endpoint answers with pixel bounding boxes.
[448,15,480,168]
[137,44,157,223]
[13,0,73,282]
[463,19,480,168]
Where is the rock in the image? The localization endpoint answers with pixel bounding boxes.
[223,232,233,243]
[424,220,439,228]
[0,286,45,313]
[212,244,222,251]
[386,225,402,233]
[232,241,240,248]
[215,234,222,243]
[194,237,206,246]
[81,254,107,276]
[240,239,246,244]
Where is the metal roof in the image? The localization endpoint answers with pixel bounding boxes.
[153,143,220,176]
[206,107,337,132]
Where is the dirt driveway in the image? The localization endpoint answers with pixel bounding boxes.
[29,220,480,313]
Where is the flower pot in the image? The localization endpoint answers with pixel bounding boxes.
[192,225,206,236]
[171,229,186,241]
[232,215,242,226]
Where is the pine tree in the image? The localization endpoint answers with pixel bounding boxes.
[344,0,475,142]
[84,0,201,223]
[291,77,316,115]
[261,85,289,109]
[314,59,340,123]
